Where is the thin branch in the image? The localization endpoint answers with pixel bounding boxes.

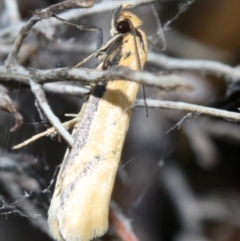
[35,0,95,19]
[0,65,190,90]
[43,82,89,96]
[0,0,153,44]
[4,0,94,67]
[148,53,240,82]
[29,79,74,146]
[53,0,154,22]
[4,15,40,67]
[135,99,240,122]
[13,117,80,149]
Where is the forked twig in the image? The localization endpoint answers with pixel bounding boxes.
[5,0,94,67]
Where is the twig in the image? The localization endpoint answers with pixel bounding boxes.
[4,0,94,67]
[29,79,74,146]
[35,0,94,19]
[4,15,40,67]
[43,82,89,96]
[135,99,240,122]
[0,0,153,44]
[0,65,190,90]
[148,53,240,82]
[12,117,80,149]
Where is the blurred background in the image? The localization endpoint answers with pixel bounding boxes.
[1,0,240,241]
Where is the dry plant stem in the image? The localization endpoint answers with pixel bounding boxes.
[13,117,80,149]
[0,0,152,42]
[36,0,95,18]
[0,65,189,90]
[4,0,94,67]
[54,0,154,22]
[29,79,73,146]
[135,99,240,122]
[4,15,40,67]
[43,82,89,96]
[148,53,240,81]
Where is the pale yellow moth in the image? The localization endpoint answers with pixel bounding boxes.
[48,3,148,241]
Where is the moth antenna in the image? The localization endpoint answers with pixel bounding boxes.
[128,19,148,116]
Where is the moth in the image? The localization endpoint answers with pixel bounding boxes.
[48,3,148,241]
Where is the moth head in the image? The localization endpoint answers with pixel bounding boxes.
[110,3,143,36]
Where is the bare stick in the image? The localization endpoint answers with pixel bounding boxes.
[13,117,80,149]
[0,0,153,43]
[135,99,240,122]
[35,0,94,18]
[4,15,40,67]
[29,79,74,146]
[148,53,240,81]
[0,65,190,90]
[43,82,89,96]
[56,0,154,21]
